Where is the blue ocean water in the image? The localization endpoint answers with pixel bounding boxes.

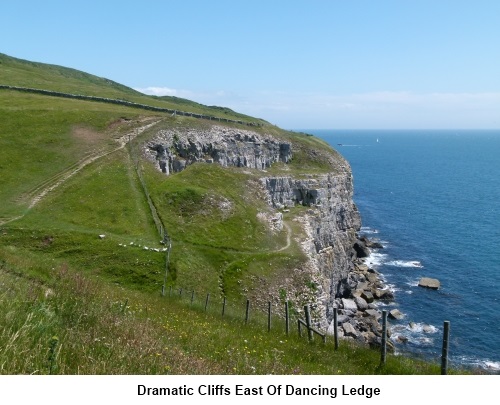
[305,129,500,373]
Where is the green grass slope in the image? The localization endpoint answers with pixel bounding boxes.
[0,52,265,123]
[0,53,464,375]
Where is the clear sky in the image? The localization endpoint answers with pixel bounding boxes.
[2,0,499,129]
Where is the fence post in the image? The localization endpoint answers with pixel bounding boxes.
[285,301,290,335]
[268,301,271,332]
[381,310,388,365]
[162,240,172,297]
[441,321,450,375]
[304,305,313,341]
[190,290,194,307]
[222,297,226,317]
[333,307,339,351]
[245,299,250,324]
[205,293,210,311]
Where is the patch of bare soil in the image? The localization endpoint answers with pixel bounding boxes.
[71,125,108,145]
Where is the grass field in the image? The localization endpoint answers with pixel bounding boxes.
[0,53,467,375]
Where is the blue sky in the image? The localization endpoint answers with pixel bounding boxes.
[2,0,499,129]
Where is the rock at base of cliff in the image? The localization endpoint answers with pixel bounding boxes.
[418,277,440,290]
[353,240,371,258]
[341,298,358,312]
[342,322,359,338]
[388,309,404,320]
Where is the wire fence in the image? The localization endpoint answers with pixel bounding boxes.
[163,285,452,373]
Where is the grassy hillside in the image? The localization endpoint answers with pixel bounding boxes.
[0,53,265,123]
[0,53,463,375]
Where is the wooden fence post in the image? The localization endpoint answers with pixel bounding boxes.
[441,321,450,375]
[222,297,226,317]
[268,301,271,332]
[205,293,210,311]
[285,301,290,335]
[245,299,250,324]
[304,305,313,341]
[381,310,388,365]
[190,290,194,306]
[333,307,339,351]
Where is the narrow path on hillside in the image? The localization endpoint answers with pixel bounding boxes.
[0,119,161,226]
[277,221,292,252]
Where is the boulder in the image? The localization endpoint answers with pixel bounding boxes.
[354,296,369,311]
[356,282,370,291]
[361,290,374,303]
[352,289,363,298]
[356,264,369,272]
[335,314,351,324]
[389,309,404,320]
[342,322,359,338]
[418,277,440,290]
[396,335,409,344]
[373,289,394,301]
[364,309,381,319]
[341,298,358,312]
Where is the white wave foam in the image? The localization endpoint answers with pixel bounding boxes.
[391,322,438,347]
[386,260,423,268]
[407,322,438,334]
[483,361,500,371]
[455,356,500,372]
[406,279,420,287]
[360,227,379,234]
[385,283,400,293]
[391,322,438,346]
[362,252,388,268]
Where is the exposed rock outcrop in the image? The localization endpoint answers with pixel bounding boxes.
[145,126,292,174]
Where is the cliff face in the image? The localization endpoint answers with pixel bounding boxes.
[145,126,292,174]
[146,125,373,334]
[261,173,361,328]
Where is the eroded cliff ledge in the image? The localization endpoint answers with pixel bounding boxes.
[145,125,392,348]
[145,126,292,174]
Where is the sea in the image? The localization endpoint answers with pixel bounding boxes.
[302,129,500,373]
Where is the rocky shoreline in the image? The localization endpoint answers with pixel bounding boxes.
[328,236,397,351]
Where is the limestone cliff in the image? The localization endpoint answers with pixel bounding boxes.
[145,124,390,346]
[261,173,361,328]
[145,126,291,174]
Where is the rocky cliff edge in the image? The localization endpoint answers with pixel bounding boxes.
[145,124,394,349]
